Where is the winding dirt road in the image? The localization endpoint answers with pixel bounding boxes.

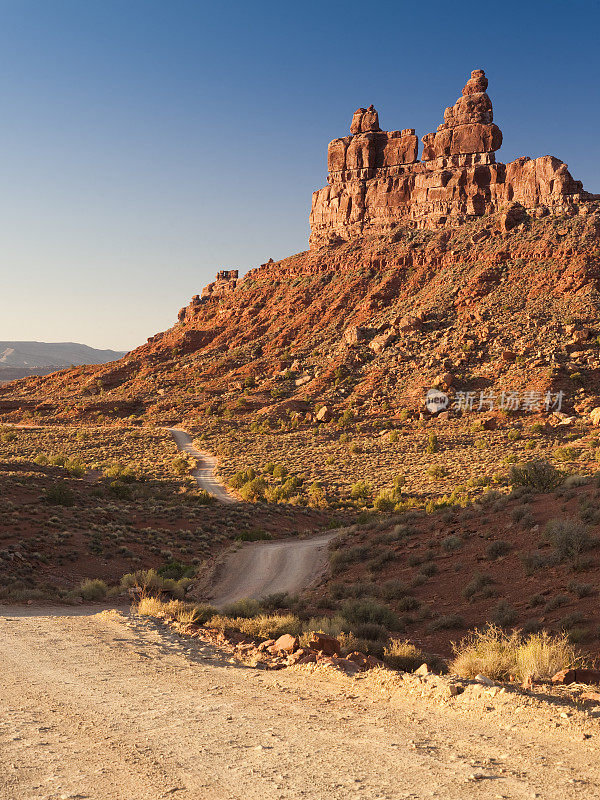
[168,427,236,504]
[208,533,337,607]
[1,606,599,800]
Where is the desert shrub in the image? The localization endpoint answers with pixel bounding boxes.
[109,480,133,500]
[43,483,75,506]
[301,615,347,641]
[172,456,191,476]
[210,613,302,639]
[220,598,261,618]
[485,540,511,559]
[462,572,494,600]
[441,535,463,552]
[79,578,108,601]
[427,464,448,480]
[544,518,592,561]
[157,561,194,580]
[329,545,368,572]
[329,581,379,599]
[373,490,395,512]
[104,462,138,483]
[396,595,420,612]
[195,489,215,505]
[260,592,294,611]
[353,622,389,641]
[350,480,372,502]
[491,601,518,627]
[380,580,410,601]
[507,428,521,441]
[120,568,189,599]
[450,625,582,681]
[239,477,267,501]
[516,631,582,680]
[383,639,427,672]
[175,603,217,625]
[509,460,564,492]
[520,550,558,575]
[426,433,439,454]
[335,632,384,658]
[419,562,438,578]
[558,611,585,630]
[230,467,257,489]
[137,596,186,618]
[543,593,569,612]
[341,599,401,631]
[552,446,580,462]
[427,614,464,632]
[567,580,594,598]
[307,481,327,508]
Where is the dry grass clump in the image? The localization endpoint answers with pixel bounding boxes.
[78,578,108,601]
[136,596,217,625]
[515,631,583,680]
[120,568,192,600]
[383,639,426,671]
[450,625,582,681]
[208,613,303,639]
[137,596,185,618]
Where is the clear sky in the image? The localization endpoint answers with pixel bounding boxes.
[0,0,598,350]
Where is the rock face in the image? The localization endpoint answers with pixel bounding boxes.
[309,69,594,246]
[178,270,239,322]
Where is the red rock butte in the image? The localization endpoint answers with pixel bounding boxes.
[309,69,597,247]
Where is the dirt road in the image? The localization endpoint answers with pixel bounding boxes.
[1,606,599,800]
[167,428,236,504]
[209,533,337,607]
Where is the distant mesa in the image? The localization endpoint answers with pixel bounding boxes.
[309,69,597,246]
[0,341,126,383]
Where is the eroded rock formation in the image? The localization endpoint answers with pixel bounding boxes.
[310,70,594,246]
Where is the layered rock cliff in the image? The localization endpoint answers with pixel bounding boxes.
[309,70,595,246]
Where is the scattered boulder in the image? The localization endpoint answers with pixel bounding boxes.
[269,634,299,655]
[552,668,600,686]
[316,405,332,422]
[369,328,397,353]
[590,407,600,426]
[308,633,341,657]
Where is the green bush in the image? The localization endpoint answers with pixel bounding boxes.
[104,462,138,483]
[79,578,108,601]
[426,433,439,454]
[373,490,395,512]
[220,598,262,618]
[350,480,372,502]
[341,599,401,631]
[509,460,564,492]
[43,483,75,506]
[544,518,592,561]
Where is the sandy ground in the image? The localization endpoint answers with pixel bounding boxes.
[1,606,599,800]
[167,428,237,504]
[209,533,338,607]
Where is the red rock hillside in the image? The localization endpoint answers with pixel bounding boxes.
[1,69,600,426]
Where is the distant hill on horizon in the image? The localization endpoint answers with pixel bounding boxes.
[0,341,127,383]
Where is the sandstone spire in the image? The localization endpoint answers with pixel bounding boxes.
[309,68,593,246]
[421,68,502,160]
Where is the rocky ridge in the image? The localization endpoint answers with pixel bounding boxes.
[310,69,596,245]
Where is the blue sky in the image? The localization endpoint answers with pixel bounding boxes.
[0,0,598,350]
